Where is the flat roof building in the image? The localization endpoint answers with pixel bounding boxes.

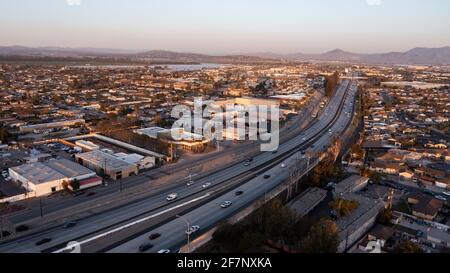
[75,150,138,180]
[333,175,370,198]
[8,159,97,197]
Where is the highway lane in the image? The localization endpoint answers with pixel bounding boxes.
[109,81,358,253]
[0,82,350,253]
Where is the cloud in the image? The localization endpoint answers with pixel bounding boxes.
[66,0,82,6]
[366,0,383,6]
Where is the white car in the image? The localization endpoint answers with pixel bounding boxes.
[158,249,171,254]
[186,181,195,187]
[185,225,200,235]
[443,192,450,197]
[202,183,211,188]
[435,195,447,202]
[221,201,232,208]
[281,164,287,168]
[166,193,178,201]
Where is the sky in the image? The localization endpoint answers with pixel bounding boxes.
[0,0,449,54]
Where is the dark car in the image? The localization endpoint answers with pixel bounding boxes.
[73,191,85,197]
[149,233,161,240]
[16,225,29,233]
[64,221,77,229]
[235,191,244,196]
[86,192,96,197]
[36,238,52,246]
[139,243,154,252]
[263,175,271,179]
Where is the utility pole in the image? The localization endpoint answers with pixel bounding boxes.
[177,215,191,253]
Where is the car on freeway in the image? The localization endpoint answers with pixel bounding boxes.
[64,221,77,229]
[263,175,271,179]
[86,192,96,197]
[244,161,251,167]
[202,183,211,188]
[435,195,447,202]
[186,225,200,235]
[221,201,232,209]
[235,191,244,196]
[139,243,154,252]
[186,181,195,187]
[149,233,161,240]
[158,249,171,254]
[167,193,178,201]
[281,164,287,168]
[36,238,52,246]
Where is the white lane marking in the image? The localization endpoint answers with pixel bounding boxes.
[53,193,211,253]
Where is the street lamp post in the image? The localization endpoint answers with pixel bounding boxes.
[39,197,43,219]
[177,215,191,253]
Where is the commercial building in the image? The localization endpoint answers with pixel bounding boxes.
[75,150,139,180]
[337,193,385,253]
[135,127,211,153]
[288,187,327,217]
[8,159,98,197]
[19,119,85,133]
[75,140,100,151]
[333,175,370,198]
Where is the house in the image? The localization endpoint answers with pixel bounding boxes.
[407,194,445,221]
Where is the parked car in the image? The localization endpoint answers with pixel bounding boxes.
[263,175,271,179]
[435,195,447,202]
[443,192,450,197]
[139,243,154,252]
[158,249,171,254]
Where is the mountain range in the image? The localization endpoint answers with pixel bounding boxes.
[1,46,450,65]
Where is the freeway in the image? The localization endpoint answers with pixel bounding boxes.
[109,80,358,253]
[0,80,355,253]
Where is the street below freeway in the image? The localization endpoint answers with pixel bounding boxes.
[0,80,353,253]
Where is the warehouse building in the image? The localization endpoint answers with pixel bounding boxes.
[75,150,139,180]
[8,159,98,197]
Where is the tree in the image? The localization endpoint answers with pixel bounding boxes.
[377,209,393,225]
[0,127,11,143]
[324,72,340,98]
[394,241,423,254]
[299,219,339,253]
[70,180,80,191]
[330,199,360,217]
